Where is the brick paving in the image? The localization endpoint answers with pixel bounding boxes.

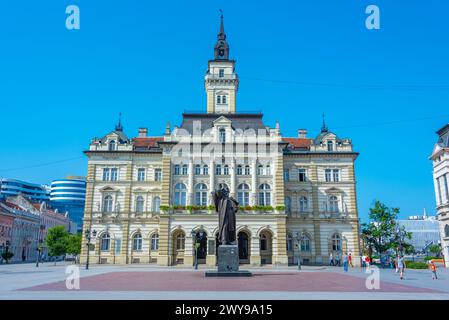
[20,271,442,293]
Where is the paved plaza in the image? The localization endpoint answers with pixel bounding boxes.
[1,262,448,300]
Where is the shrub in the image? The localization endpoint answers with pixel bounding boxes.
[424,256,439,261]
[208,205,215,211]
[275,205,286,211]
[160,205,170,212]
[1,251,14,263]
[405,261,428,269]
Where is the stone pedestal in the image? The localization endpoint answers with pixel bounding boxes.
[205,245,252,277]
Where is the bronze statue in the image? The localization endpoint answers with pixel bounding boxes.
[213,186,238,245]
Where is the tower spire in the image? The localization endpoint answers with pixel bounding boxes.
[115,112,123,132]
[321,113,328,133]
[214,11,229,60]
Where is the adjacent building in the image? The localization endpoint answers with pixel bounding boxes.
[0,194,71,262]
[0,178,50,202]
[431,123,449,267]
[397,210,440,254]
[50,177,86,232]
[80,16,361,267]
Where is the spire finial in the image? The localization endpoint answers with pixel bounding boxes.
[321,113,328,133]
[115,112,123,131]
[214,10,229,59]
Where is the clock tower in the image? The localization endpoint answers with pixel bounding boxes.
[205,14,239,114]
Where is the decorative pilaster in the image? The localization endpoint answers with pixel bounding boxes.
[157,215,170,266]
[209,159,215,204]
[230,158,236,198]
[187,160,193,205]
[251,159,257,205]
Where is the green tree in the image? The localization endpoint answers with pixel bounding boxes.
[66,233,82,263]
[45,226,69,264]
[1,251,14,264]
[428,244,442,257]
[361,201,400,260]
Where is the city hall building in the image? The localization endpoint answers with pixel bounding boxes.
[80,17,361,267]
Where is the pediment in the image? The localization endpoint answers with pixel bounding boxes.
[213,116,232,126]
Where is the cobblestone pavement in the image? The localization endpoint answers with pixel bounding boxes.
[1,262,448,300]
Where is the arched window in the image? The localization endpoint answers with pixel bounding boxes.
[286,233,293,252]
[136,196,144,213]
[182,165,188,175]
[257,165,264,175]
[215,164,222,175]
[103,195,113,213]
[195,164,201,175]
[445,224,449,238]
[203,165,209,175]
[327,140,334,152]
[100,233,110,251]
[152,197,161,213]
[329,195,339,212]
[108,140,116,151]
[176,233,185,250]
[301,235,311,252]
[217,95,221,104]
[283,169,289,182]
[195,183,208,206]
[244,165,250,175]
[151,233,159,251]
[219,128,226,143]
[174,183,187,206]
[332,234,341,252]
[223,165,229,175]
[260,234,268,251]
[299,196,308,213]
[258,184,271,206]
[132,233,142,251]
[285,196,291,213]
[222,95,227,104]
[237,183,250,206]
[236,165,243,175]
[174,165,180,175]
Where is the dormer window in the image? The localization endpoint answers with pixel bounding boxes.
[219,69,224,78]
[109,140,116,151]
[219,128,226,143]
[327,141,334,152]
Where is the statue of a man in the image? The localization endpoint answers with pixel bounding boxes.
[213,186,238,245]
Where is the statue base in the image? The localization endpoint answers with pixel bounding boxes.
[205,245,252,277]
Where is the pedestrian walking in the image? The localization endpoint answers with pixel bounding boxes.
[365,256,370,271]
[429,261,438,280]
[329,252,334,266]
[343,253,349,272]
[348,253,353,267]
[397,255,405,280]
[335,252,341,267]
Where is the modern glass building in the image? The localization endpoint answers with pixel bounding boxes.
[0,178,50,202]
[398,212,440,253]
[49,177,86,232]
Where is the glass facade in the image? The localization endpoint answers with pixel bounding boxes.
[50,178,86,232]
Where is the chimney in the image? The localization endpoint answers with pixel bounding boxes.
[138,128,148,137]
[298,129,307,138]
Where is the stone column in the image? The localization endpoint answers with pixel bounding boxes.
[230,158,236,198]
[187,160,193,205]
[250,235,261,266]
[250,159,257,205]
[209,159,215,204]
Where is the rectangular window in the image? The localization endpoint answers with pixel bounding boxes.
[325,169,332,182]
[174,165,180,175]
[332,169,340,182]
[215,165,222,175]
[137,168,145,181]
[219,69,224,78]
[182,165,188,175]
[111,168,118,181]
[195,165,201,175]
[444,174,449,202]
[154,169,162,181]
[102,168,110,181]
[298,169,306,182]
[283,169,289,182]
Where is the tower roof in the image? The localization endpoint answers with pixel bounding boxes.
[214,12,230,60]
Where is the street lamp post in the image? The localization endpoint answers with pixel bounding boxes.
[295,232,303,270]
[35,241,42,268]
[85,228,97,270]
[191,230,198,270]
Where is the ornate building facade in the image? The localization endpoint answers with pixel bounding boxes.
[80,16,361,267]
[431,124,449,267]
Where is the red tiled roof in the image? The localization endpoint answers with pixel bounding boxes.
[132,137,164,148]
[283,138,312,149]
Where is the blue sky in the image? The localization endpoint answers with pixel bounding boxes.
[0,0,448,222]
